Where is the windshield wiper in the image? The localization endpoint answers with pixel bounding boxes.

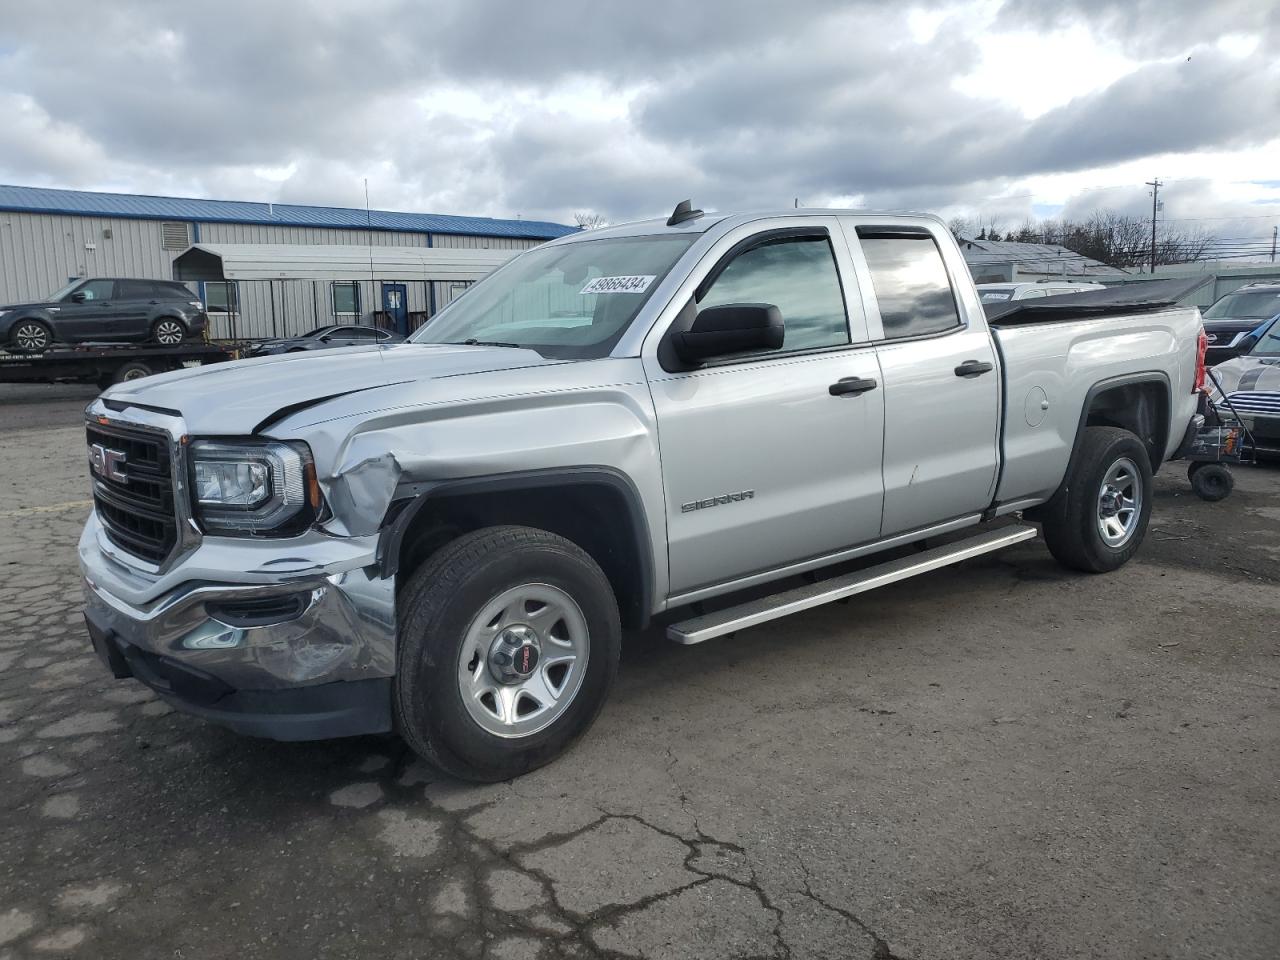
[446,338,523,349]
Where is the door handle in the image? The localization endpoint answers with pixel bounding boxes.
[829,376,878,397]
[954,360,994,378]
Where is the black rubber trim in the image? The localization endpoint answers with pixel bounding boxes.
[693,227,831,303]
[85,609,391,740]
[1063,371,1173,489]
[376,466,655,627]
[100,398,183,417]
[853,224,933,239]
[205,593,309,628]
[1171,414,1207,460]
[252,381,412,434]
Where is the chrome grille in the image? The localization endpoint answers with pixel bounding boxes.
[87,422,178,565]
[1226,391,1280,416]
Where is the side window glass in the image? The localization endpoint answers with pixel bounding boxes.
[857,233,962,339]
[700,236,849,353]
[77,280,115,301]
[118,280,153,300]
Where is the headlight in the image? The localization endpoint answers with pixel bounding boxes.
[189,439,321,535]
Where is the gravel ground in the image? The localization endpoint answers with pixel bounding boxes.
[0,387,1277,960]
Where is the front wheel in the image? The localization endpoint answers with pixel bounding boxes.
[394,525,620,782]
[1040,426,1153,573]
[11,319,53,352]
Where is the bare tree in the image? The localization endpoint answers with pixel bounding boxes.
[1011,209,1217,269]
[946,216,973,240]
[574,212,609,230]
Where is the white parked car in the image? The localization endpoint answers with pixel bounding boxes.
[977,281,1105,303]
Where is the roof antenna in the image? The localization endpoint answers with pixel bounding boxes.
[667,199,704,226]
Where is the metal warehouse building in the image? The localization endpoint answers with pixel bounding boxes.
[0,184,575,339]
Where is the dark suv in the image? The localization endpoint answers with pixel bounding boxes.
[0,278,208,352]
[1201,282,1280,364]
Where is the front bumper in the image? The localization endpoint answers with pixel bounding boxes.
[79,513,397,740]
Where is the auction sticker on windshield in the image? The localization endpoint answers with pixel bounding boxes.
[580,275,656,295]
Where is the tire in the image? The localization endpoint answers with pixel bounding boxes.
[151,318,187,345]
[1040,426,1153,573]
[1188,462,1233,502]
[111,360,155,384]
[10,319,53,352]
[394,525,621,782]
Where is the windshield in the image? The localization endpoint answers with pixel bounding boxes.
[411,234,697,359]
[45,279,82,302]
[1249,319,1280,357]
[1203,290,1280,320]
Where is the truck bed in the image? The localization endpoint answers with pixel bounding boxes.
[991,300,1203,506]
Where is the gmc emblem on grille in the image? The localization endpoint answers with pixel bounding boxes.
[88,443,128,483]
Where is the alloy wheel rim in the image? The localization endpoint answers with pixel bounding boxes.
[156,321,183,344]
[456,582,589,739]
[1096,457,1142,547]
[15,323,48,349]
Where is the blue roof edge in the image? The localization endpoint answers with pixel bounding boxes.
[0,184,578,240]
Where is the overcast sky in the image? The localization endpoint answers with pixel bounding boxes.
[2,0,1278,242]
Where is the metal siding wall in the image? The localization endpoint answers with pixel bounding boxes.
[196,223,429,247]
[1,213,550,337]
[431,234,540,251]
[0,211,192,303]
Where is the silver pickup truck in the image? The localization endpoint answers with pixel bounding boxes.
[81,204,1208,781]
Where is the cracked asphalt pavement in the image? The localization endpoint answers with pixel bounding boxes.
[1,383,1278,959]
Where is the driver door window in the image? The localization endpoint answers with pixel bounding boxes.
[699,236,850,354]
[72,280,115,302]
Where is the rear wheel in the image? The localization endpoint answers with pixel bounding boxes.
[151,318,186,345]
[111,360,155,384]
[1040,426,1153,573]
[394,525,620,782]
[11,319,53,352]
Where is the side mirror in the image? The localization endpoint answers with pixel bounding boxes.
[69,291,87,303]
[671,303,784,364]
[1236,333,1259,353]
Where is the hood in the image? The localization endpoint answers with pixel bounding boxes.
[100,343,557,435]
[1207,354,1280,399]
[0,300,53,312]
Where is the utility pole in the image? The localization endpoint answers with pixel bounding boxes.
[1272,225,1277,263]
[1145,178,1161,273]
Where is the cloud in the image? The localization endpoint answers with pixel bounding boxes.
[0,0,1275,238]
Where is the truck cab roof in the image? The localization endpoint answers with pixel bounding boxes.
[549,207,950,244]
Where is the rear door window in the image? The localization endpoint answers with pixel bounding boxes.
[117,280,154,300]
[856,232,962,339]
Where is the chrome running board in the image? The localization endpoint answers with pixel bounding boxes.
[666,524,1038,645]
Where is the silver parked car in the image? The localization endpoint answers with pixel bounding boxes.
[80,204,1204,781]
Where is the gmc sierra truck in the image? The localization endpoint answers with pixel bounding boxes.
[81,203,1208,781]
